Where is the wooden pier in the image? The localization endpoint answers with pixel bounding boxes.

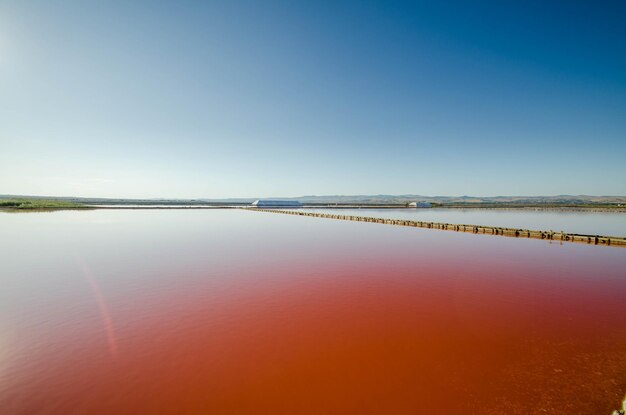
[249,208,626,248]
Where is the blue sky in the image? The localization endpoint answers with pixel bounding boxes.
[1,0,625,198]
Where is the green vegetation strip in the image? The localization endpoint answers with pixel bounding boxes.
[249,208,626,248]
[0,198,90,210]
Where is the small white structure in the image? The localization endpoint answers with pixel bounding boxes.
[251,199,302,208]
[408,201,432,208]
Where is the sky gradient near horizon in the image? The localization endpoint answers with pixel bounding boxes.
[1,1,625,198]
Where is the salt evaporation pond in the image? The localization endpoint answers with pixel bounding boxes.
[1,209,625,414]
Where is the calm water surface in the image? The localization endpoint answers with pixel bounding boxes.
[1,209,625,414]
[303,208,626,236]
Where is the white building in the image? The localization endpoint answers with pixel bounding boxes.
[408,201,432,208]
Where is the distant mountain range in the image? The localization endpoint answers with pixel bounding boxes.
[273,194,626,205]
[2,194,626,205]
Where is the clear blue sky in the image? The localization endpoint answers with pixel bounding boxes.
[1,0,625,198]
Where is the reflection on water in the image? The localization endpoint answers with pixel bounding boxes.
[303,207,626,236]
[0,209,625,414]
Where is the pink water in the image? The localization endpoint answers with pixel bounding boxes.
[0,209,625,414]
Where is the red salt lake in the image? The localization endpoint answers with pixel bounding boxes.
[0,209,625,414]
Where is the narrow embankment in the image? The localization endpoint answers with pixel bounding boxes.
[248,208,626,248]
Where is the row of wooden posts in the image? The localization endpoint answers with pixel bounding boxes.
[248,208,626,248]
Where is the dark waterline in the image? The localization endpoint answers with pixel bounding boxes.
[1,210,625,414]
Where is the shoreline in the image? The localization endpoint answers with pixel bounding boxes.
[3,204,624,213]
